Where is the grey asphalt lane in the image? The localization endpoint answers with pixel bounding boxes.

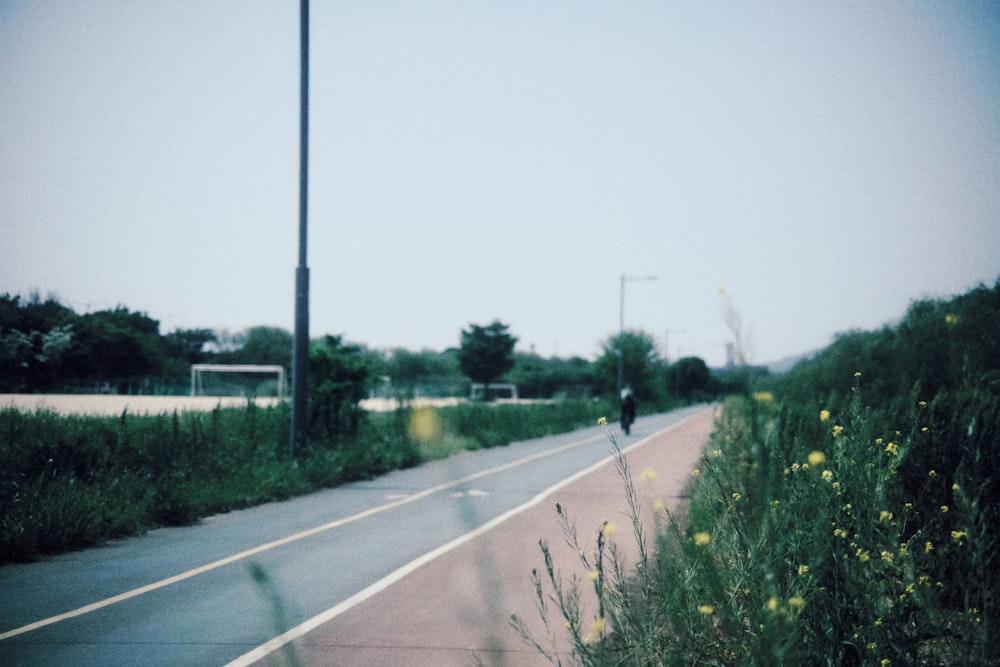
[0,405,707,667]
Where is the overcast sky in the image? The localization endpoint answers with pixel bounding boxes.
[2,1,998,367]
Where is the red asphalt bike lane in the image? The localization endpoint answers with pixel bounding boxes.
[241,406,717,667]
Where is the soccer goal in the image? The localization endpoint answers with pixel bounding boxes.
[190,364,286,398]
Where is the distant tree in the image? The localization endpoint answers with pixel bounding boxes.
[0,292,74,333]
[667,356,711,404]
[62,306,165,390]
[0,293,77,391]
[309,335,372,441]
[231,326,293,369]
[458,320,517,400]
[163,329,216,364]
[508,352,595,399]
[382,347,464,397]
[593,329,664,403]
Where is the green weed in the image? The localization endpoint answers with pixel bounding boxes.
[517,384,997,665]
[0,398,609,563]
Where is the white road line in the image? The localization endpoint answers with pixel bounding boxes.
[0,430,608,642]
[224,411,699,667]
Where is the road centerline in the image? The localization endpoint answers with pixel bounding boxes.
[0,430,607,641]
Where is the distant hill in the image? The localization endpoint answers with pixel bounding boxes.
[764,350,818,374]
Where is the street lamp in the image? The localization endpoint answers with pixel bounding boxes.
[290,0,310,458]
[618,274,657,392]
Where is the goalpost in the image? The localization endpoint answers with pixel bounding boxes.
[190,364,287,398]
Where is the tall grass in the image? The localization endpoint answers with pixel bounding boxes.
[517,382,997,665]
[0,398,613,564]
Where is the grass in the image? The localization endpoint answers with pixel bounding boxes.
[515,380,997,665]
[0,397,615,564]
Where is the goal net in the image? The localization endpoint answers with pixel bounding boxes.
[190,364,286,398]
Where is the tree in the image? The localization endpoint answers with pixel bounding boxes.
[0,293,77,392]
[62,306,165,390]
[382,347,464,397]
[667,356,711,404]
[594,329,664,403]
[457,320,517,400]
[231,326,293,369]
[507,352,595,399]
[309,335,372,441]
[163,328,216,364]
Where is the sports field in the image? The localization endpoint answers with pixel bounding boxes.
[0,394,284,416]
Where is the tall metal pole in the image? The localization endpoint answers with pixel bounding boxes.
[618,274,625,393]
[617,274,657,393]
[290,0,310,458]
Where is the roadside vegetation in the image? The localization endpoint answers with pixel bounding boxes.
[0,398,626,564]
[516,280,998,665]
[1,292,723,564]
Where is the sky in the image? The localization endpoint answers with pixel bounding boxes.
[2,1,998,368]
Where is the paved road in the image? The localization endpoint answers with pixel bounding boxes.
[0,405,712,667]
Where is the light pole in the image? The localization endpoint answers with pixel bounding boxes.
[618,274,657,392]
[290,0,310,458]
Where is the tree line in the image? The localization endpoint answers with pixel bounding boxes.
[1,293,728,405]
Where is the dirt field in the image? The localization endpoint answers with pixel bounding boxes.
[0,394,551,416]
[0,394,284,416]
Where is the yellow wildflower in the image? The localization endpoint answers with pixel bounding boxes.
[698,604,714,615]
[732,492,742,502]
[924,541,934,554]
[820,409,830,422]
[832,425,844,437]
[941,505,949,513]
[691,468,700,477]
[694,531,711,546]
[653,499,668,512]
[602,522,616,537]
[808,450,826,466]
[787,596,805,608]
[589,570,600,581]
[951,530,966,541]
[597,416,607,426]
[583,617,607,643]
[822,470,834,482]
[797,564,809,576]
[767,597,779,611]
[639,467,657,481]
